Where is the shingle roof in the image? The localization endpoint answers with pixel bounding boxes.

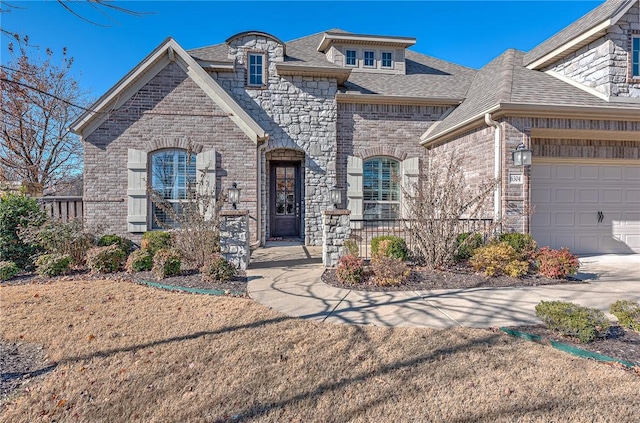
[523,0,633,67]
[188,29,476,100]
[426,48,640,141]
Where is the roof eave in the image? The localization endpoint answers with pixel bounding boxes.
[337,92,463,106]
[276,63,352,84]
[421,102,640,147]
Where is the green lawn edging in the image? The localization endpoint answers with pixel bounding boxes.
[499,327,637,368]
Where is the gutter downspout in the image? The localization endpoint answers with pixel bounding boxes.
[484,113,502,226]
[251,139,268,248]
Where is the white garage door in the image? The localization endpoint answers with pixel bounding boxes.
[531,161,640,254]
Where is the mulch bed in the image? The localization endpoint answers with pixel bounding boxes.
[322,262,584,292]
[502,325,640,369]
[1,268,248,296]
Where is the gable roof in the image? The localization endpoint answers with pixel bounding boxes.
[422,48,640,146]
[524,0,636,69]
[72,38,267,143]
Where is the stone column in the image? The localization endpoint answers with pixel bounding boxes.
[219,210,250,270]
[322,209,351,267]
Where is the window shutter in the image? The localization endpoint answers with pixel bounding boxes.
[196,149,217,219]
[401,156,420,218]
[127,149,148,232]
[346,155,363,221]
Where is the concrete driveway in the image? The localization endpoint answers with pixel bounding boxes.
[576,254,640,282]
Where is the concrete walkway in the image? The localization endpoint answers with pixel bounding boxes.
[246,244,640,328]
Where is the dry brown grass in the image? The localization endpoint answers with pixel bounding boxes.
[1,279,639,422]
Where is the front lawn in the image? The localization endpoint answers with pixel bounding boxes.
[2,279,639,422]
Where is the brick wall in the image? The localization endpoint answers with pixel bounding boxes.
[84,62,257,240]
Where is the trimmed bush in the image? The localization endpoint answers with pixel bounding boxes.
[125,249,154,273]
[371,255,410,286]
[35,254,71,278]
[343,239,360,257]
[152,248,182,280]
[98,234,133,256]
[536,247,579,279]
[201,253,237,283]
[141,231,172,256]
[469,242,529,278]
[498,232,537,260]
[0,192,46,269]
[336,254,364,285]
[86,245,125,273]
[0,261,19,281]
[371,236,408,261]
[610,300,640,332]
[535,301,610,343]
[21,219,95,266]
[454,232,484,261]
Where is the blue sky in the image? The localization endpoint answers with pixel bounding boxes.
[2,1,601,99]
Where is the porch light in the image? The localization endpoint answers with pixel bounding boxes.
[227,182,241,209]
[512,143,532,166]
[330,185,342,209]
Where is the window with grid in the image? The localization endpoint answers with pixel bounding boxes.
[633,36,640,78]
[364,51,375,67]
[363,157,400,220]
[248,53,264,86]
[381,52,393,68]
[150,149,196,229]
[345,49,357,66]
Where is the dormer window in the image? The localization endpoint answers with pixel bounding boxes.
[364,51,375,67]
[345,49,357,66]
[381,52,393,69]
[247,53,265,86]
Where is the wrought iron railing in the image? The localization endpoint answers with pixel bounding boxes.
[349,218,495,260]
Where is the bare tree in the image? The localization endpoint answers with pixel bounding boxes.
[1,41,88,188]
[402,154,499,269]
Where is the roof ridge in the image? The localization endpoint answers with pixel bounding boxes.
[496,49,518,103]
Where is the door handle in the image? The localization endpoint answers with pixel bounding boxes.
[597,211,604,223]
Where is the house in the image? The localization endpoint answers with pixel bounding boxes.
[71,0,640,255]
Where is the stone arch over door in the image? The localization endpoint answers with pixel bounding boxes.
[266,149,306,239]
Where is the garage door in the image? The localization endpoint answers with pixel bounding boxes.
[531,161,640,254]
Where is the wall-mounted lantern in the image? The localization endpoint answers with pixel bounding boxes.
[227,182,241,209]
[330,185,342,209]
[512,143,533,166]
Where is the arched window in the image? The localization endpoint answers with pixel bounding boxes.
[363,157,400,220]
[150,149,196,229]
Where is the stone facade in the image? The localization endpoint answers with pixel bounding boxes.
[216,34,339,245]
[219,210,250,270]
[545,3,640,97]
[322,210,351,267]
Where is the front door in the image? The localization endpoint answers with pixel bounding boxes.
[270,162,302,238]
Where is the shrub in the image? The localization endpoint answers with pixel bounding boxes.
[371,236,408,261]
[125,249,154,273]
[0,261,19,281]
[536,247,579,279]
[535,301,610,343]
[610,300,640,332]
[35,254,71,278]
[0,192,46,269]
[469,242,529,278]
[454,232,484,261]
[98,234,133,256]
[498,232,537,260]
[152,248,182,280]
[371,255,410,286]
[20,219,96,266]
[201,253,237,283]
[343,239,360,257]
[86,245,125,273]
[141,231,172,256]
[336,254,364,285]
